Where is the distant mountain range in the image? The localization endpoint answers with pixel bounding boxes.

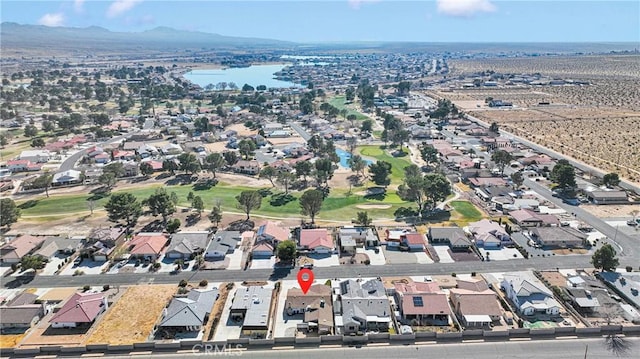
[0,22,296,55]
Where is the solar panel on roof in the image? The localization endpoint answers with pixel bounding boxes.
[413,296,424,307]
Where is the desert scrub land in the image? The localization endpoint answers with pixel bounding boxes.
[86,285,176,345]
[449,55,640,79]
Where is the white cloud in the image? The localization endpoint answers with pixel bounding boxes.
[74,0,85,13]
[436,0,497,17]
[348,0,381,10]
[107,0,143,18]
[38,13,65,27]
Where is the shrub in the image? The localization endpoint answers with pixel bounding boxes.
[324,279,332,286]
[73,269,85,276]
[179,279,188,287]
[626,266,633,272]
[226,282,234,290]
[199,280,208,287]
[103,285,110,291]
[451,273,457,277]
[153,262,161,270]
[83,285,91,292]
[177,287,188,295]
[364,259,371,265]
[471,272,476,277]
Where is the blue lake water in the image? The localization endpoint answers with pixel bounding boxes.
[336,148,374,169]
[183,64,301,89]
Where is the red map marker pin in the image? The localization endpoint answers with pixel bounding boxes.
[297,268,314,294]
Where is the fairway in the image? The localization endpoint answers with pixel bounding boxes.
[328,95,369,120]
[358,145,413,183]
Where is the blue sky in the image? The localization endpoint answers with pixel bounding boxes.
[1,1,639,42]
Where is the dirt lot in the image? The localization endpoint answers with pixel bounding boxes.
[86,285,176,345]
[0,333,26,349]
[227,124,257,137]
[580,204,640,219]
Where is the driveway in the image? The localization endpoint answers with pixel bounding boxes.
[60,259,109,275]
[480,248,523,261]
[227,249,244,270]
[433,245,455,263]
[40,254,70,276]
[251,257,275,269]
[357,247,386,265]
[307,253,339,267]
[213,284,243,341]
[273,279,304,337]
[382,248,415,264]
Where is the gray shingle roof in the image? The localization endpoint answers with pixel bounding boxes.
[159,288,219,328]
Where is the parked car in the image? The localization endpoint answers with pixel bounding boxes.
[73,257,83,267]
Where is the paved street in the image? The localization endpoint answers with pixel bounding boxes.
[93,337,639,359]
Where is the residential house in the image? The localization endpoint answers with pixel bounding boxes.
[166,231,211,260]
[285,284,333,334]
[398,233,425,252]
[33,236,79,259]
[50,292,108,328]
[122,141,142,152]
[229,286,273,338]
[527,227,587,249]
[0,235,45,264]
[233,160,260,175]
[586,190,629,205]
[83,228,127,261]
[205,231,241,260]
[0,292,45,330]
[137,143,159,158]
[467,219,512,249]
[501,272,561,317]
[255,221,290,246]
[449,279,503,328]
[6,159,42,172]
[122,162,139,177]
[112,150,136,161]
[161,143,183,155]
[128,233,168,260]
[394,281,450,326]
[509,209,560,227]
[251,242,274,258]
[140,159,164,172]
[338,227,379,249]
[86,146,104,158]
[19,150,50,163]
[183,141,206,153]
[52,169,82,186]
[299,228,334,254]
[94,153,110,164]
[565,288,600,315]
[336,279,391,334]
[427,227,472,252]
[158,288,219,333]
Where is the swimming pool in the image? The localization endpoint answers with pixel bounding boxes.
[336,148,373,168]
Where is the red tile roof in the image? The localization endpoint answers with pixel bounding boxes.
[300,229,334,250]
[129,233,168,256]
[50,292,106,323]
[402,233,426,246]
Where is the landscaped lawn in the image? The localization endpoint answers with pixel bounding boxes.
[357,145,413,184]
[328,95,369,120]
[17,182,412,222]
[449,200,484,222]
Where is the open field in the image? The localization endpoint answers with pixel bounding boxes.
[449,200,483,222]
[449,55,640,80]
[329,95,370,120]
[86,285,176,345]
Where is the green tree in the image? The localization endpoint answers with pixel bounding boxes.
[24,124,38,137]
[398,169,451,216]
[205,152,225,178]
[489,122,499,133]
[192,195,204,217]
[177,152,200,174]
[591,243,619,271]
[167,218,181,233]
[0,198,20,228]
[88,113,110,126]
[276,240,297,263]
[348,154,366,180]
[162,159,179,175]
[355,211,372,226]
[511,171,524,188]
[299,189,324,224]
[369,161,392,187]
[41,120,55,132]
[105,193,142,227]
[276,171,296,194]
[491,150,513,176]
[295,161,313,187]
[360,119,373,134]
[235,190,262,220]
[0,134,8,147]
[259,166,277,186]
[550,159,577,190]
[20,255,47,271]
[208,206,223,228]
[602,172,620,188]
[420,143,439,168]
[103,162,125,178]
[31,138,45,148]
[32,172,53,197]
[223,151,239,167]
[313,158,335,187]
[238,139,256,160]
[145,188,176,226]
[98,172,117,190]
[139,162,154,177]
